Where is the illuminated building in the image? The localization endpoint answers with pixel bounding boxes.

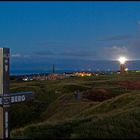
[118,56,127,74]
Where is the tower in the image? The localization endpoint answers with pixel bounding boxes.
[52,64,55,73]
[120,64,125,73]
[118,56,127,74]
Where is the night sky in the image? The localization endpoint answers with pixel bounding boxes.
[1,1,140,72]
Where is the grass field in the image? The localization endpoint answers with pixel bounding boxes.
[9,72,140,139]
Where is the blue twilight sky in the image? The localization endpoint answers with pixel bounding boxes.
[1,1,140,72]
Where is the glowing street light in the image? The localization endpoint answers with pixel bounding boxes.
[118,56,127,73]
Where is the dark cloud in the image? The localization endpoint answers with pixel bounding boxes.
[30,33,140,61]
[32,50,99,60]
[60,50,97,57]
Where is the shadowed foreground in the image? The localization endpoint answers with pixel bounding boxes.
[10,73,140,139]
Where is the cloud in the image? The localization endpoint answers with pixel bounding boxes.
[97,34,133,41]
[95,32,140,60]
[11,53,30,59]
[59,50,97,57]
[11,53,22,58]
[97,45,130,60]
[98,43,140,61]
[37,37,140,61]
[126,38,140,60]
[34,51,55,56]
[111,46,128,54]
[33,50,98,60]
[28,39,140,61]
[129,38,140,47]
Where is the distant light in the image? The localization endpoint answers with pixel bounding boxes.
[118,56,127,64]
[125,68,128,71]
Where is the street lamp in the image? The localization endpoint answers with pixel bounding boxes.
[118,56,127,73]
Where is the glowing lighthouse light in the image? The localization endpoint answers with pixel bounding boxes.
[118,56,127,64]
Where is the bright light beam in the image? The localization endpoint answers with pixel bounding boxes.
[118,56,127,64]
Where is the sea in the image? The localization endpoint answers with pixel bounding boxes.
[10,60,140,76]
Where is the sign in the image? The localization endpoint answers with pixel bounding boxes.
[0,92,33,105]
[0,48,34,139]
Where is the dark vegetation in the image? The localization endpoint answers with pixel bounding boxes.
[10,72,140,139]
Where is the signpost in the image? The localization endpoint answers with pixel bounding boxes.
[0,48,34,139]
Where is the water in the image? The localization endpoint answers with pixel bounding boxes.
[10,69,78,75]
[10,60,140,75]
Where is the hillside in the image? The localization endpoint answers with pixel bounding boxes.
[9,73,140,139]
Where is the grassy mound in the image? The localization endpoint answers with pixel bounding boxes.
[11,91,140,139]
